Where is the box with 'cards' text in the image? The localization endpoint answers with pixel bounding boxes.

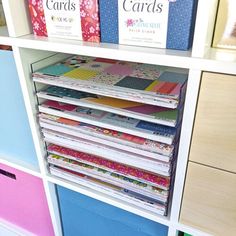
[28,0,100,42]
[99,0,198,50]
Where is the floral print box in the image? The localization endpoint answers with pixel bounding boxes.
[28,0,100,42]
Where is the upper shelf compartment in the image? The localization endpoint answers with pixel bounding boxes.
[1,0,32,37]
[2,0,236,74]
[1,0,197,66]
[26,0,197,51]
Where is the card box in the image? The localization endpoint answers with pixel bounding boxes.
[28,0,100,42]
[99,0,198,50]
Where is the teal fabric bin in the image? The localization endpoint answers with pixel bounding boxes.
[57,185,168,236]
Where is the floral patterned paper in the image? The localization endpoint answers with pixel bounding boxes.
[28,0,47,36]
[80,0,100,42]
[48,144,171,189]
[28,0,100,41]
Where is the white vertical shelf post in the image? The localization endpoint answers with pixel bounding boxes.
[168,225,178,236]
[168,2,219,235]
[191,0,218,57]
[12,46,63,236]
[1,0,32,37]
[169,70,202,226]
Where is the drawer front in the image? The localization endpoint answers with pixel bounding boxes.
[57,186,168,236]
[0,50,38,167]
[189,72,236,172]
[180,162,236,236]
[0,163,54,236]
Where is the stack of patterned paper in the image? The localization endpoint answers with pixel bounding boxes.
[32,55,188,216]
[33,55,187,108]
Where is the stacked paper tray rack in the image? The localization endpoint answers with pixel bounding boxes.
[32,54,188,217]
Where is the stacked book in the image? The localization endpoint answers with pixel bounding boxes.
[32,55,188,216]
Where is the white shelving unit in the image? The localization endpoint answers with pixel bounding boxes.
[0,0,235,236]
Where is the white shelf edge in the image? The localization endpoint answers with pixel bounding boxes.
[169,70,202,222]
[12,47,63,236]
[13,34,194,69]
[191,0,219,58]
[0,219,36,236]
[46,174,171,227]
[42,180,63,236]
[167,226,178,236]
[1,0,32,37]
[0,155,41,178]
[198,58,236,75]
[3,34,234,75]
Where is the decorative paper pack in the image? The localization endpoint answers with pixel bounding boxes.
[48,154,169,205]
[28,0,48,36]
[99,0,119,43]
[99,0,198,50]
[28,0,100,41]
[42,0,83,40]
[118,0,169,48]
[80,0,100,42]
[39,113,175,156]
[34,55,188,108]
[48,144,171,189]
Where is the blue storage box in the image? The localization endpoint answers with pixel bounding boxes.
[57,186,168,236]
[0,49,38,168]
[99,0,198,50]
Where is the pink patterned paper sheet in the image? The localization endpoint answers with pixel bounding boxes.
[48,144,170,189]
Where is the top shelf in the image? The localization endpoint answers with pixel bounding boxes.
[0,30,235,74]
[11,34,236,75]
[16,34,193,68]
[1,0,235,74]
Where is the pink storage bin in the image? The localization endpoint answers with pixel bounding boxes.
[0,163,54,236]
